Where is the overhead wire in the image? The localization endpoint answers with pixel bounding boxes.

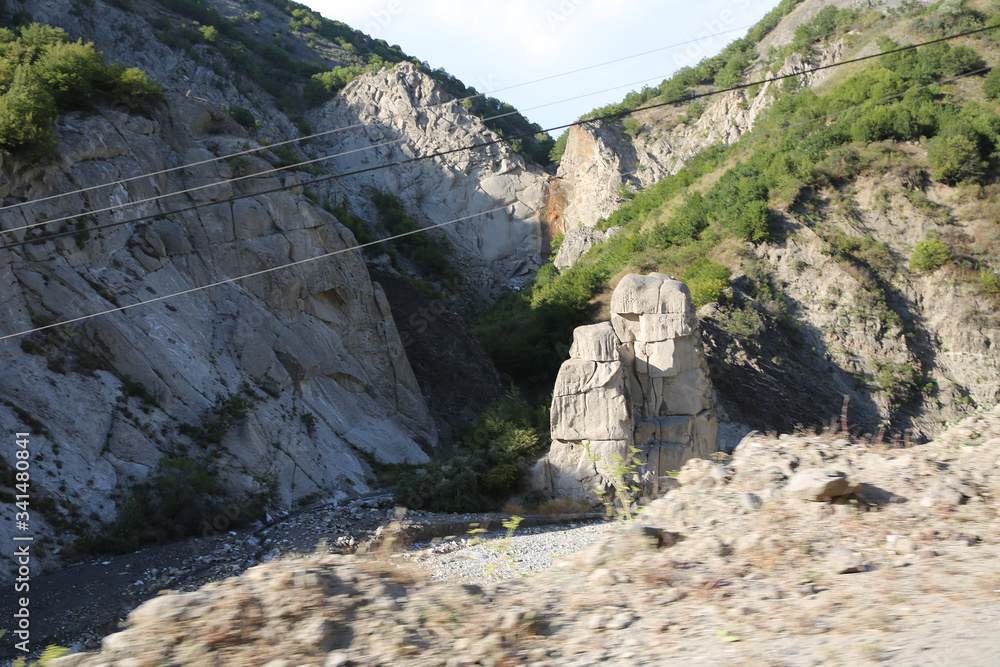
[0,205,511,342]
[3,21,994,252]
[0,58,991,343]
[0,22,762,215]
[0,22,858,232]
[6,76,679,238]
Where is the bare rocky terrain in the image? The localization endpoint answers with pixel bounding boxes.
[30,404,1000,667]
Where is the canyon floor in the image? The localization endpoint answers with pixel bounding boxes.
[10,405,1000,667]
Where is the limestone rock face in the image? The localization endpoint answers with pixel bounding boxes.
[553,226,623,271]
[534,274,718,503]
[551,43,844,231]
[0,96,436,573]
[306,63,550,295]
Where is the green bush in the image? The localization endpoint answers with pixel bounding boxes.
[549,129,569,163]
[910,238,952,273]
[0,65,56,151]
[682,258,731,308]
[197,391,256,444]
[622,117,642,138]
[228,105,259,130]
[0,23,161,153]
[370,191,458,281]
[983,66,1000,100]
[872,359,920,401]
[66,456,278,556]
[979,268,1000,295]
[199,25,220,43]
[393,392,547,512]
[927,133,985,183]
[737,199,772,243]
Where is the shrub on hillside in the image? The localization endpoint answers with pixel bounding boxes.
[0,23,161,153]
[737,199,772,243]
[228,105,259,130]
[682,258,731,309]
[0,66,57,151]
[910,238,952,273]
[927,133,986,184]
[983,66,1000,101]
[393,392,548,512]
[979,268,1000,296]
[66,456,279,556]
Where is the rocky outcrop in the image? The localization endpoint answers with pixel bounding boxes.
[553,225,622,271]
[13,2,550,294]
[0,94,436,573]
[552,41,844,231]
[534,273,718,502]
[306,63,550,294]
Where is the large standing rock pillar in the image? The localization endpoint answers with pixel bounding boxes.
[532,273,718,503]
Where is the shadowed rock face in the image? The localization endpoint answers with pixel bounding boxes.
[0,95,438,573]
[534,273,718,503]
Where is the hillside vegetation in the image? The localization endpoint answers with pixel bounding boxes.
[0,22,161,152]
[479,0,1000,436]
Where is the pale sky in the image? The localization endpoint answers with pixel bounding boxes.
[304,1,780,134]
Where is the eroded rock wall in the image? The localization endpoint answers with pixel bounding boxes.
[0,95,435,573]
[306,63,551,294]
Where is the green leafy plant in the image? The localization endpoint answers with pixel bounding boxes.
[586,443,644,522]
[910,238,952,273]
[11,645,70,667]
[393,391,547,512]
[927,133,986,184]
[228,105,259,130]
[0,23,160,153]
[483,515,525,578]
[979,268,1000,295]
[682,258,731,308]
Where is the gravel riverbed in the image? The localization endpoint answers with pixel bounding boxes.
[405,520,613,584]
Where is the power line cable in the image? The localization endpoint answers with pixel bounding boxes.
[0,20,855,226]
[4,22,992,252]
[0,23,763,215]
[0,205,510,342]
[2,70,694,238]
[0,61,990,343]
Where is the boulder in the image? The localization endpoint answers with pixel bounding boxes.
[553,226,608,271]
[785,469,861,502]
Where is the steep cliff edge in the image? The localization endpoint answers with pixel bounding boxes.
[552,42,843,231]
[0,93,437,573]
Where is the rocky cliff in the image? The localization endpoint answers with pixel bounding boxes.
[536,0,1000,440]
[305,62,550,294]
[0,92,439,573]
[551,41,844,231]
[0,0,550,572]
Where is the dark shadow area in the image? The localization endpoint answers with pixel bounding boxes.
[372,270,505,448]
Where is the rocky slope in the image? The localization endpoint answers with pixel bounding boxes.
[13,0,551,292]
[550,5,849,232]
[541,0,1000,440]
[0,0,548,574]
[306,62,550,294]
[41,404,1000,666]
[0,92,440,574]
